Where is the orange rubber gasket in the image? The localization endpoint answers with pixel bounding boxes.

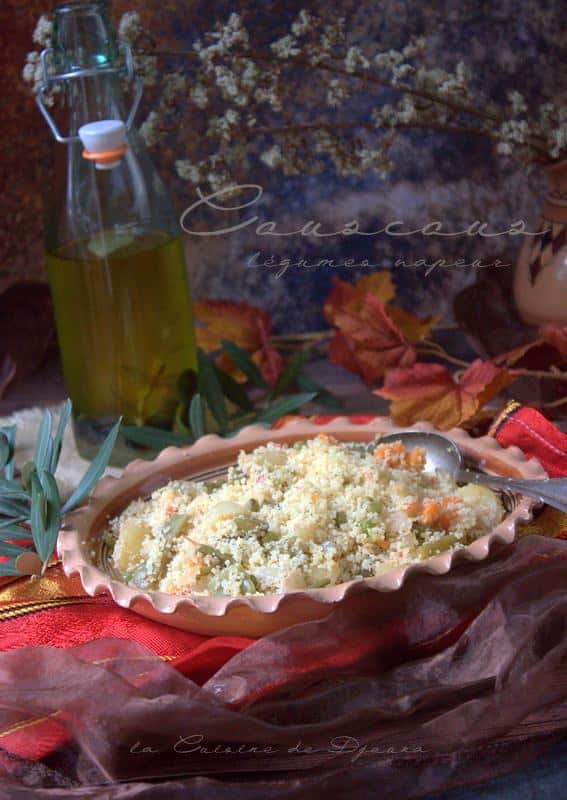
[82,144,128,163]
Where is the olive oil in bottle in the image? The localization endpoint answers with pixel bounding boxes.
[37,2,198,464]
[47,231,197,442]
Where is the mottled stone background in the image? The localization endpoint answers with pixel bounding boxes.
[3,0,566,332]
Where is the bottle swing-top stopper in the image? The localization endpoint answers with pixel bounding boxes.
[78,120,128,170]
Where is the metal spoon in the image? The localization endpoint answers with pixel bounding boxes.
[376,431,567,513]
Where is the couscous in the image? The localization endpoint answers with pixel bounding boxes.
[107,435,504,595]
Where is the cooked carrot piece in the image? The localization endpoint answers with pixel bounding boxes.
[404,499,422,517]
[420,497,460,530]
[373,442,426,471]
[408,447,426,471]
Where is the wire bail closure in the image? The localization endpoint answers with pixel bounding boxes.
[35,39,143,144]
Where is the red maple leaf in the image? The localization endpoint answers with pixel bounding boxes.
[324,273,395,324]
[194,298,280,383]
[194,299,272,354]
[375,359,515,429]
[329,294,416,385]
[253,316,284,386]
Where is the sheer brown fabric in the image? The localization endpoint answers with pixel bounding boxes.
[0,536,566,798]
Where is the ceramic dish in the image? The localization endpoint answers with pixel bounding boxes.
[58,417,546,637]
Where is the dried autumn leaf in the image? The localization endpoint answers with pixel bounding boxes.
[193,299,272,354]
[385,306,440,343]
[193,299,274,383]
[539,324,567,361]
[461,359,516,410]
[354,272,396,305]
[329,294,416,385]
[329,331,361,376]
[323,273,395,324]
[252,317,284,386]
[375,359,515,429]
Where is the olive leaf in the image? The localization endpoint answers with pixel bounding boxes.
[270,349,311,399]
[34,409,54,473]
[197,348,229,432]
[50,398,72,472]
[220,340,267,389]
[0,403,121,575]
[0,523,33,539]
[116,337,339,451]
[296,373,343,410]
[0,560,20,577]
[62,417,122,513]
[189,394,205,440]
[0,433,11,473]
[0,425,16,480]
[214,364,254,411]
[122,425,192,449]
[0,541,28,557]
[256,392,317,424]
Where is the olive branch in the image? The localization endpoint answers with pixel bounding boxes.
[0,400,121,577]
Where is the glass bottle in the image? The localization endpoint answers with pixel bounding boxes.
[36,1,197,464]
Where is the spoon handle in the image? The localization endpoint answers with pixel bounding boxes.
[458,469,567,513]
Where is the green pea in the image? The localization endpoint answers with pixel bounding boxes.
[248,498,260,512]
[368,501,383,514]
[293,440,307,450]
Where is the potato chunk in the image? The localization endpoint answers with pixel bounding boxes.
[114,519,150,572]
[457,483,502,516]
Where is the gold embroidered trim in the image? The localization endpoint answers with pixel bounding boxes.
[0,596,101,622]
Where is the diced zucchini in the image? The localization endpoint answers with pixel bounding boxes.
[234,515,258,533]
[417,534,457,558]
[240,573,259,594]
[197,544,234,563]
[163,513,188,538]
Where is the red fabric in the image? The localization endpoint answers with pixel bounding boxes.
[0,597,252,681]
[1,409,565,763]
[494,405,567,477]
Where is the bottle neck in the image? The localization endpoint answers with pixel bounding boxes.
[52,1,118,73]
[52,1,126,134]
[46,2,179,251]
[66,72,126,136]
